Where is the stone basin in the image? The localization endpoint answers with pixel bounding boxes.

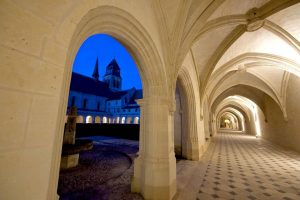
[60,139,93,170]
[62,139,93,155]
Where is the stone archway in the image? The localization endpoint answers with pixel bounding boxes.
[76,115,84,123]
[50,5,175,200]
[121,117,126,124]
[173,65,205,161]
[102,116,107,124]
[126,117,132,124]
[95,116,101,123]
[134,117,139,124]
[85,116,93,123]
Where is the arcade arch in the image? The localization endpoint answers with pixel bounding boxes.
[95,116,101,123]
[2,1,300,200]
[134,117,139,124]
[126,117,132,124]
[76,115,84,123]
[52,5,174,200]
[85,116,93,124]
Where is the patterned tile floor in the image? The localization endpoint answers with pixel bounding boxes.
[177,132,300,200]
[197,133,300,200]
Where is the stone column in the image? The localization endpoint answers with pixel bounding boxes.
[132,96,176,200]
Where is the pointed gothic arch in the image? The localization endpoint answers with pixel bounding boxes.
[50,6,174,200]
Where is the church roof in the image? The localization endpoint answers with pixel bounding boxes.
[70,72,142,101]
[70,72,112,97]
[108,90,129,100]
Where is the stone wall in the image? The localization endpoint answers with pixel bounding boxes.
[261,74,300,152]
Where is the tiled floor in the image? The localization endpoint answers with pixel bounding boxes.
[177,132,300,200]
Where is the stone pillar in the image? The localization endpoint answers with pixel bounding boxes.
[131,96,176,200]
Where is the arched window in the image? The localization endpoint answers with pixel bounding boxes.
[102,116,107,124]
[126,117,132,124]
[134,117,139,124]
[76,115,84,123]
[95,116,101,123]
[86,116,93,123]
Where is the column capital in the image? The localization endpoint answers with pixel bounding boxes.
[136,96,176,114]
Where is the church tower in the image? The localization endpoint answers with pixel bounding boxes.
[103,59,122,91]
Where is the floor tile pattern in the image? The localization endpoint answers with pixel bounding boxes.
[196,133,300,200]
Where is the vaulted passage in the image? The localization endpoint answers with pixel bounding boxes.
[2,1,300,200]
[177,132,300,200]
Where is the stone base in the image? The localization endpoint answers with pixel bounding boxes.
[131,156,176,200]
[63,131,75,145]
[174,146,182,156]
[60,154,79,170]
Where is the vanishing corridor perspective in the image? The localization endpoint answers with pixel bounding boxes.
[196,133,300,200]
[176,133,300,200]
[1,1,300,200]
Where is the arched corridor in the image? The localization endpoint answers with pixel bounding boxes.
[176,132,300,200]
[1,1,300,200]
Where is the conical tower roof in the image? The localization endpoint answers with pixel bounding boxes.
[104,59,121,77]
[92,57,99,81]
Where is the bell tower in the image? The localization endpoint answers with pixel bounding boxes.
[103,59,122,91]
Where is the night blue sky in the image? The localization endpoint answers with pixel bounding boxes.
[72,34,142,90]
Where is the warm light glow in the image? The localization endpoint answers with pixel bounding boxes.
[95,116,101,123]
[254,104,262,137]
[222,95,262,136]
[126,117,132,124]
[134,117,139,124]
[76,115,84,123]
[102,116,107,123]
[86,116,93,123]
[224,119,230,124]
[121,117,125,124]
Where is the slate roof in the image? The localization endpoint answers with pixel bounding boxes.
[108,90,129,100]
[104,59,121,77]
[70,73,112,97]
[70,72,143,101]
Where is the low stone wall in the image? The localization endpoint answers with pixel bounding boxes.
[75,123,140,140]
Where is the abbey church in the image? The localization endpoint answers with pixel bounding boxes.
[1,1,300,200]
[68,58,142,124]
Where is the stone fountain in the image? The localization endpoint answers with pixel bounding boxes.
[60,106,93,170]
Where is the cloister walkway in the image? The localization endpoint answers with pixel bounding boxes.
[176,133,300,200]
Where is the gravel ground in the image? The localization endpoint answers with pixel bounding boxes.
[57,137,143,200]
